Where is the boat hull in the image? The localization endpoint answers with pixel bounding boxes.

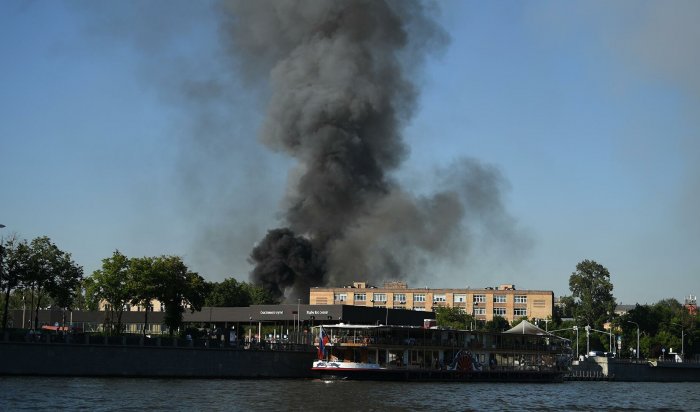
[312,367,564,383]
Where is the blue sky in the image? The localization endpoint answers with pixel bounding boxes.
[1,1,698,305]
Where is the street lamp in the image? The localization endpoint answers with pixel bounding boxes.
[626,320,640,360]
[585,325,591,355]
[572,326,579,358]
[671,322,685,361]
[297,299,301,338]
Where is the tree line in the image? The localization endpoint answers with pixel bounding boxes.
[436,259,698,359]
[0,235,277,336]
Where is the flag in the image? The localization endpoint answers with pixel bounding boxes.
[318,326,327,360]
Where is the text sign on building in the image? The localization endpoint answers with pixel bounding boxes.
[259,311,284,315]
[306,310,329,315]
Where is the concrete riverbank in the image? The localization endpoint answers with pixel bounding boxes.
[568,357,700,382]
[0,333,316,379]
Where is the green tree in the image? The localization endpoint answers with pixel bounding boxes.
[204,278,279,307]
[205,278,252,307]
[484,316,510,332]
[47,248,83,329]
[25,236,83,330]
[82,276,100,311]
[90,250,132,335]
[435,306,472,330]
[26,237,55,329]
[150,256,206,336]
[556,295,576,320]
[244,282,279,305]
[568,259,616,329]
[128,256,158,337]
[1,237,31,330]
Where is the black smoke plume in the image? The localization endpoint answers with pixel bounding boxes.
[233,0,526,301]
[250,228,325,301]
[65,1,528,297]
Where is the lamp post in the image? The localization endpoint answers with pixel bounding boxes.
[671,322,685,361]
[572,326,579,358]
[626,320,640,360]
[297,298,301,339]
[542,318,551,332]
[585,325,590,355]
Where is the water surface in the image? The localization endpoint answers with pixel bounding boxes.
[1,377,697,411]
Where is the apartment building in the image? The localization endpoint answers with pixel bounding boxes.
[309,281,553,323]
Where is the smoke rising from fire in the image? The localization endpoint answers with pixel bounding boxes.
[233,0,528,301]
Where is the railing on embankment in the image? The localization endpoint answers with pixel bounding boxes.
[566,357,700,382]
[0,330,316,379]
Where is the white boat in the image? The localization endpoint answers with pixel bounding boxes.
[311,322,569,382]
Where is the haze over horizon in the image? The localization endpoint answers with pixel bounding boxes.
[2,1,698,305]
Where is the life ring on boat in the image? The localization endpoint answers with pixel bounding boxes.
[456,351,473,371]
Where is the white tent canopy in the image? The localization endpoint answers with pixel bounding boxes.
[504,320,548,335]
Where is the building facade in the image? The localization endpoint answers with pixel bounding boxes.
[98,299,166,313]
[309,281,554,323]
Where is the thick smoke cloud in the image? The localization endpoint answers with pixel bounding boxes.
[63,0,529,296]
[233,1,527,301]
[249,228,324,301]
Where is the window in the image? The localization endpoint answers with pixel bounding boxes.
[514,295,527,304]
[354,293,366,302]
[514,308,527,317]
[494,295,507,303]
[414,294,426,302]
[394,293,406,303]
[473,294,486,303]
[334,293,347,302]
[493,307,506,316]
[373,293,387,302]
[474,308,485,315]
[433,294,447,303]
[453,294,466,303]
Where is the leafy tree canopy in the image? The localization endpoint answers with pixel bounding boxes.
[434,306,472,330]
[569,259,616,328]
[205,278,279,307]
[484,316,510,332]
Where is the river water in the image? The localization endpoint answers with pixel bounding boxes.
[1,377,698,411]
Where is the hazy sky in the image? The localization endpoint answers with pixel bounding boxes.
[2,1,698,305]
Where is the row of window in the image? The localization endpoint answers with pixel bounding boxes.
[474,308,528,316]
[104,304,163,312]
[334,293,528,304]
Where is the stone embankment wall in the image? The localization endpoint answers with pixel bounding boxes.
[571,357,700,382]
[0,341,316,378]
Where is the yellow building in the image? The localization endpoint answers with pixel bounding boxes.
[98,299,166,313]
[309,281,553,323]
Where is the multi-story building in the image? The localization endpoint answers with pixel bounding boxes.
[309,281,553,323]
[98,299,166,313]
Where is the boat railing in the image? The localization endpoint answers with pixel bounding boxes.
[1,330,315,353]
[326,336,561,354]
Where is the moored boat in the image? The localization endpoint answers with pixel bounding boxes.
[311,321,569,382]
